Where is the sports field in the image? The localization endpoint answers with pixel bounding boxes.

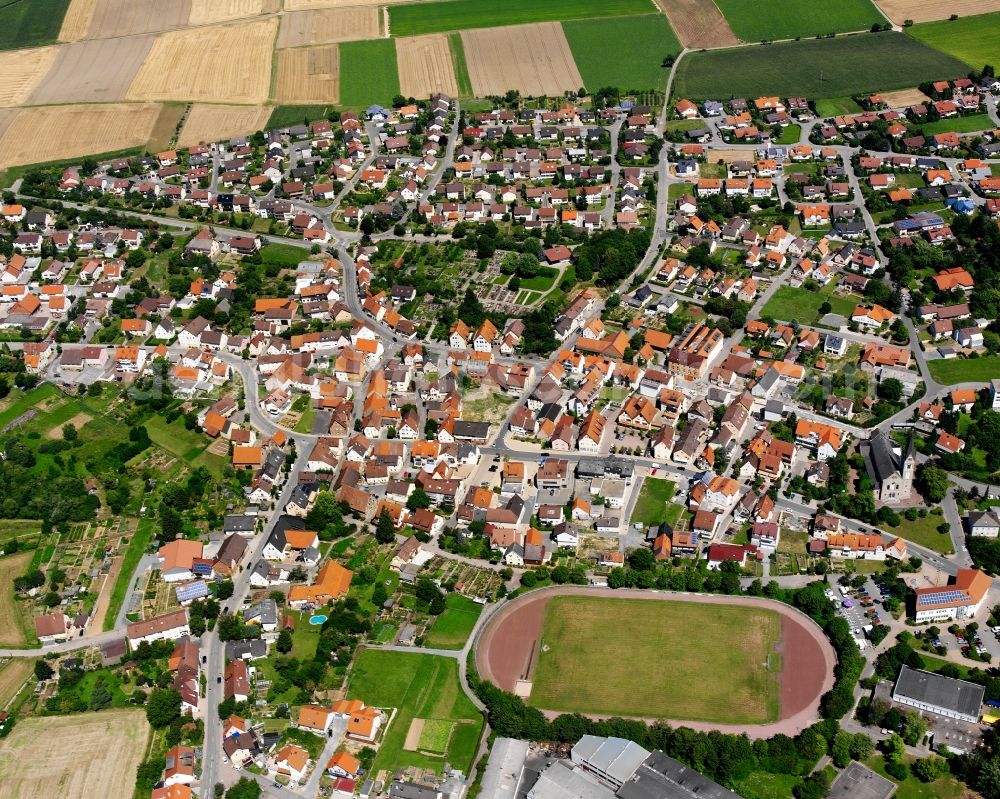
[530,595,781,723]
[347,650,483,774]
[672,34,968,100]
[424,593,482,650]
[0,710,149,799]
[712,0,885,41]
[563,15,679,93]
[339,39,399,107]
[908,13,1000,71]
[388,0,653,37]
[0,0,71,50]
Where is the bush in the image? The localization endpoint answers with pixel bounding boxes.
[885,760,908,780]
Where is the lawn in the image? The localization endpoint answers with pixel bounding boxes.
[774,124,802,145]
[672,34,969,100]
[267,105,336,130]
[260,242,309,267]
[388,0,652,37]
[713,0,885,41]
[0,0,70,50]
[889,511,953,555]
[144,415,226,477]
[731,771,803,799]
[865,755,965,799]
[339,39,400,107]
[815,96,863,117]
[518,266,559,293]
[629,477,677,528]
[563,15,679,92]
[917,113,993,135]
[908,12,1000,71]
[929,356,1000,385]
[530,596,782,723]
[424,594,482,650]
[347,649,484,775]
[289,611,323,659]
[761,284,855,325]
[102,518,155,631]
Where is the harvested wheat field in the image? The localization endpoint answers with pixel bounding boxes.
[0,710,150,799]
[879,87,930,107]
[189,0,278,25]
[278,7,381,47]
[128,18,277,104]
[462,23,582,97]
[396,34,458,98]
[656,0,737,47]
[58,0,99,41]
[178,104,272,147]
[0,551,29,647]
[877,0,1000,23]
[0,659,31,706]
[276,45,341,104]
[29,35,155,105]
[87,0,191,38]
[286,0,404,9]
[0,47,59,107]
[0,104,161,169]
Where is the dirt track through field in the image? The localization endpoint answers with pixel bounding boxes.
[396,34,458,98]
[128,18,277,104]
[0,104,161,169]
[189,0,277,25]
[462,23,582,98]
[276,45,341,104]
[476,587,836,739]
[655,0,738,47]
[278,7,381,46]
[0,48,59,107]
[0,710,149,799]
[876,0,1000,23]
[58,0,98,41]
[178,104,272,147]
[87,0,191,38]
[29,36,155,105]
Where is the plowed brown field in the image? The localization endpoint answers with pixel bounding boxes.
[87,0,191,37]
[655,0,738,47]
[277,7,380,47]
[30,35,155,105]
[462,22,582,97]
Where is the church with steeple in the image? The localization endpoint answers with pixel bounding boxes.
[860,430,916,505]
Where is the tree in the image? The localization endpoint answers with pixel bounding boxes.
[850,733,875,762]
[627,547,655,571]
[146,688,182,728]
[832,731,852,767]
[226,777,262,799]
[275,628,293,654]
[62,423,78,442]
[405,488,431,511]
[877,378,903,403]
[901,710,929,746]
[375,509,396,544]
[882,733,906,764]
[89,680,113,711]
[912,756,947,782]
[34,659,53,680]
[915,463,949,504]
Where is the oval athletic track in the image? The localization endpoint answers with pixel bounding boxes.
[474,587,837,739]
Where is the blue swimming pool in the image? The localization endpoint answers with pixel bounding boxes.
[309,614,328,625]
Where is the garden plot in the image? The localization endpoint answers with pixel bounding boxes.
[277,7,380,47]
[29,36,156,104]
[177,104,272,147]
[461,22,582,97]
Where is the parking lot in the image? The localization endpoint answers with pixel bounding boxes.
[828,579,887,649]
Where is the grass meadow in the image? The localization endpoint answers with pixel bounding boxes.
[563,15,680,92]
[908,13,1000,71]
[423,593,482,650]
[713,0,886,41]
[672,34,969,100]
[530,596,782,723]
[929,356,1000,385]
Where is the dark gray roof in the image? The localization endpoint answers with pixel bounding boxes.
[225,638,268,660]
[893,665,985,718]
[863,429,909,486]
[615,751,742,799]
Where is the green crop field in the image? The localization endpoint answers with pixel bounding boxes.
[424,594,482,650]
[530,596,782,723]
[672,34,969,101]
[0,0,70,51]
[908,13,1000,71]
[929,356,1000,385]
[388,0,652,37]
[563,15,679,92]
[761,285,856,325]
[447,34,473,97]
[347,650,483,774]
[713,0,885,41]
[339,40,400,107]
[267,105,336,130]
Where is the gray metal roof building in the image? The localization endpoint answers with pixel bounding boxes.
[893,665,985,723]
[528,761,615,799]
[571,736,650,788]
[616,751,743,799]
[479,738,530,799]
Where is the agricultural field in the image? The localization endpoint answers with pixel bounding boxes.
[0,552,32,647]
[0,0,71,50]
[653,0,737,48]
[530,595,782,723]
[761,285,855,325]
[188,0,278,26]
[0,659,32,706]
[447,33,473,96]
[880,0,1000,25]
[0,103,160,169]
[929,356,1000,385]
[339,39,399,107]
[58,0,97,41]
[423,593,482,650]
[277,7,380,47]
[29,35,156,105]
[387,0,653,37]
[267,104,336,129]
[0,710,150,799]
[712,0,886,41]
[347,650,483,775]
[672,34,969,101]
[814,97,863,117]
[879,88,930,108]
[86,0,190,38]
[276,46,341,105]
[629,477,677,528]
[908,12,1000,71]
[462,23,582,98]
[127,18,277,104]
[563,15,679,93]
[0,47,58,107]
[396,34,459,99]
